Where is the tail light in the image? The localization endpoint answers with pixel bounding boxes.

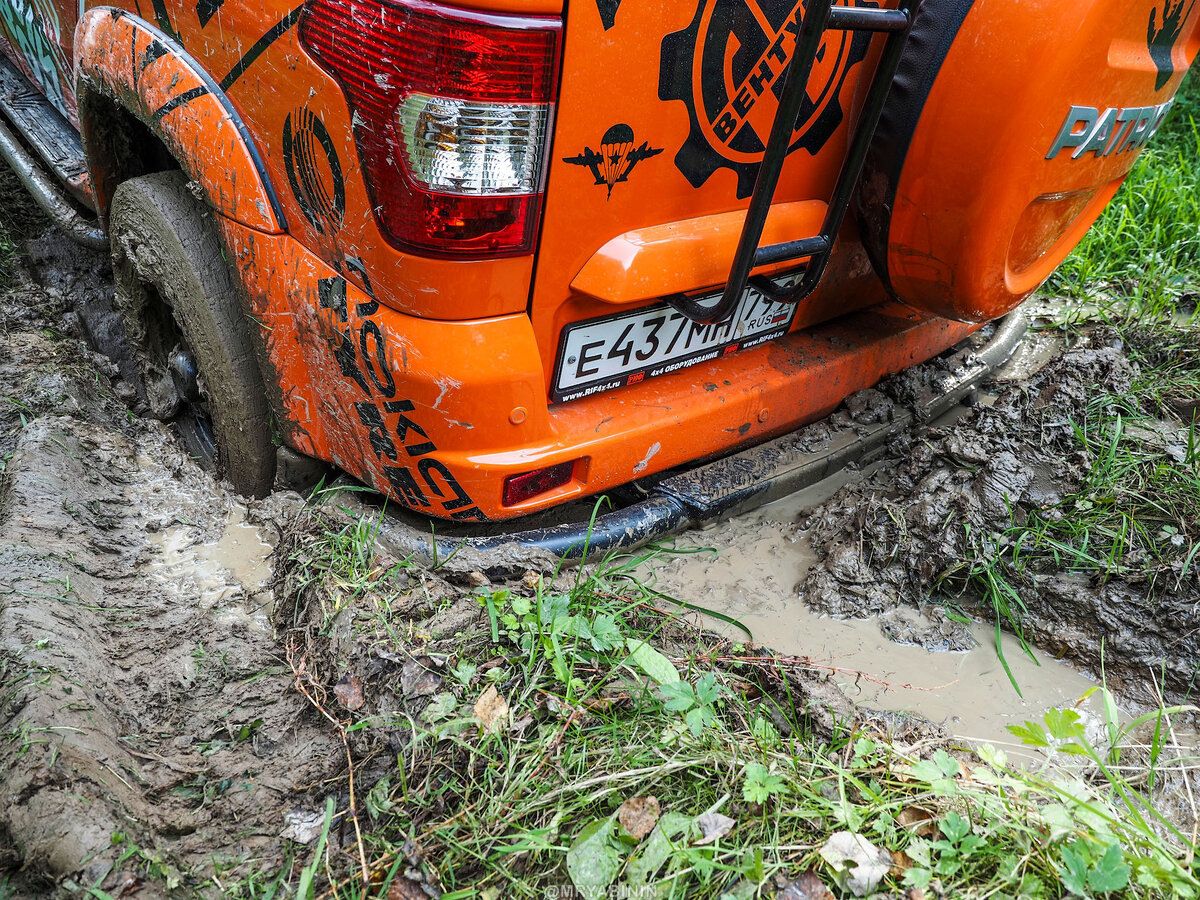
[299,0,561,257]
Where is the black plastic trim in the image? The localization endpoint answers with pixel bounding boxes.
[856,0,976,292]
[102,10,289,231]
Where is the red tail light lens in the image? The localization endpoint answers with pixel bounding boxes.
[503,461,574,506]
[299,0,561,257]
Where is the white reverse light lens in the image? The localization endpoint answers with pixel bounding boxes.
[397,92,547,196]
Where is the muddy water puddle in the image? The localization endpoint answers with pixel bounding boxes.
[145,505,274,634]
[637,487,1100,751]
[634,360,1109,754]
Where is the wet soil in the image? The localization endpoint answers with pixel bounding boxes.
[2,178,1197,892]
[0,216,343,894]
[639,309,1200,743]
[799,326,1199,709]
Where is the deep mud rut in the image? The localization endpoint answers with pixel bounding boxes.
[2,194,1198,893]
[638,310,1200,742]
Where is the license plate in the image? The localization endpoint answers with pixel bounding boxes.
[552,285,797,403]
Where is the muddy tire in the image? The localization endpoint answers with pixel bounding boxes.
[111,170,275,496]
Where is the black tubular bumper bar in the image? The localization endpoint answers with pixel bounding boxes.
[672,0,917,324]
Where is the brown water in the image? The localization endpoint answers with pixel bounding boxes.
[145,504,274,636]
[635,332,1109,752]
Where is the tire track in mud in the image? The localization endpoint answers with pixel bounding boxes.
[0,225,338,894]
[0,417,337,895]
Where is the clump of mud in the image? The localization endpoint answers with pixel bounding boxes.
[0,224,341,896]
[798,328,1200,708]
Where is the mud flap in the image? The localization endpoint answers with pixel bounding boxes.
[336,312,1027,573]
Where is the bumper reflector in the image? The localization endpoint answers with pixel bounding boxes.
[503,461,574,506]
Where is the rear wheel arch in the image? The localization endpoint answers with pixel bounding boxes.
[73,8,286,233]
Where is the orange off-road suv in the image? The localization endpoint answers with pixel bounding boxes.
[1,0,1196,534]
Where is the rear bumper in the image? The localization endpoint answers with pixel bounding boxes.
[349,311,1026,570]
[220,217,978,520]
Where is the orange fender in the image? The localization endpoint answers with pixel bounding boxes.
[73,8,285,233]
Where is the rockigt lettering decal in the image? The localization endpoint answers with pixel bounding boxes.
[314,275,486,520]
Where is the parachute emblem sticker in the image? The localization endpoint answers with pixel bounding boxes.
[562,124,664,198]
[659,0,874,197]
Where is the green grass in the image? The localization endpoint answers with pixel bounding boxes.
[222,516,1200,899]
[959,70,1200,676]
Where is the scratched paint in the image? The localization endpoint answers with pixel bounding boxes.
[7,0,1195,523]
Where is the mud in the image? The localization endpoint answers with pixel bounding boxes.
[3,169,1199,893]
[0,199,338,894]
[641,316,1199,746]
[637,473,1106,754]
[800,328,1199,709]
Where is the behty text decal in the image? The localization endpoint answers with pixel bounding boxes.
[659,0,873,197]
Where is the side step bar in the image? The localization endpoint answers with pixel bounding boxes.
[0,55,107,250]
[672,0,917,324]
[344,311,1026,573]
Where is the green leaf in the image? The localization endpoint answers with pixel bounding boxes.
[1045,707,1084,742]
[903,867,933,890]
[694,672,721,706]
[933,749,961,777]
[659,681,695,712]
[742,762,786,804]
[1008,720,1050,748]
[624,813,691,886]
[567,816,622,900]
[588,613,623,651]
[421,692,458,723]
[1058,844,1090,897]
[684,706,707,736]
[510,595,532,616]
[625,640,678,685]
[940,812,970,843]
[1088,843,1131,893]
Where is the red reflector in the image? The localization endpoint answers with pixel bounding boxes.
[299,0,561,257]
[503,461,574,507]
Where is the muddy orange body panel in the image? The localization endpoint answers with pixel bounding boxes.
[2,0,1198,519]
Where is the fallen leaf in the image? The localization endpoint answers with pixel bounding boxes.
[401,659,442,697]
[566,816,621,900]
[386,878,426,900]
[694,811,735,845]
[891,849,914,878]
[896,805,936,837]
[818,831,891,897]
[473,685,509,734]
[617,796,661,841]
[777,870,835,900]
[281,808,326,845]
[333,674,364,711]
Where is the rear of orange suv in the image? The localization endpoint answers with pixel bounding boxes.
[4,0,1199,528]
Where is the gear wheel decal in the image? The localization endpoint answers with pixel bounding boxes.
[659,0,874,197]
